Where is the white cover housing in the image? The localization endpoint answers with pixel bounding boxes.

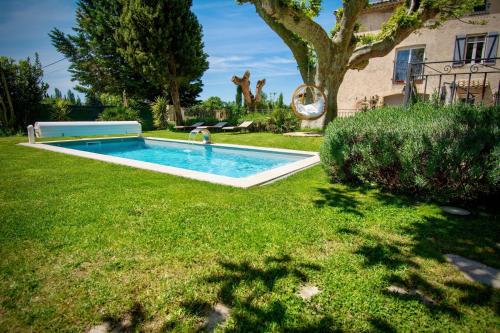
[34,121,141,138]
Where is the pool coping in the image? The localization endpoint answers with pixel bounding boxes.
[18,136,320,188]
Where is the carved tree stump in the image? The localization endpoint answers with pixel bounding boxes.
[232,70,266,110]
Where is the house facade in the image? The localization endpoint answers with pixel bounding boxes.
[306,0,500,127]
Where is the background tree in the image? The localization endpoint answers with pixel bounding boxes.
[50,0,204,106]
[235,85,243,109]
[277,93,284,109]
[239,0,482,127]
[0,54,48,132]
[116,0,208,125]
[54,88,62,99]
[66,89,76,104]
[50,0,152,105]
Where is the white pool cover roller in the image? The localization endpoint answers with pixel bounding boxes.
[34,121,142,138]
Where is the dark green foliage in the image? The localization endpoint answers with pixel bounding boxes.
[50,0,203,104]
[49,0,155,101]
[235,85,243,108]
[98,106,141,122]
[320,103,500,202]
[53,88,62,99]
[268,107,300,133]
[0,54,48,132]
[116,0,208,124]
[66,89,76,104]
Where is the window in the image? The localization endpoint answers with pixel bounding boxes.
[393,47,425,82]
[465,35,486,64]
[453,33,497,66]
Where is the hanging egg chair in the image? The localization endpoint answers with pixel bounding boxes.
[291,84,327,121]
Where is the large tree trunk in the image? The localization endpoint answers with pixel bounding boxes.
[322,84,339,127]
[313,60,344,129]
[169,81,183,126]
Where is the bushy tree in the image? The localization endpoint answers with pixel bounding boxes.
[54,88,62,99]
[202,96,225,112]
[66,89,76,104]
[116,0,208,125]
[235,85,243,109]
[98,106,140,121]
[50,0,204,105]
[239,0,483,127]
[50,0,151,104]
[0,54,48,131]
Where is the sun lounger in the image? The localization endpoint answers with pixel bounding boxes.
[222,121,253,132]
[174,122,204,131]
[196,122,228,131]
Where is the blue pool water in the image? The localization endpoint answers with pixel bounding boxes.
[49,138,310,178]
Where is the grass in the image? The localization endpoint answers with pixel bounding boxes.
[0,130,498,332]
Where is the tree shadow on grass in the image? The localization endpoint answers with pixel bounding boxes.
[164,254,343,332]
[313,184,421,217]
[99,302,145,333]
[351,208,499,319]
[403,214,500,268]
[314,186,365,216]
[368,317,397,333]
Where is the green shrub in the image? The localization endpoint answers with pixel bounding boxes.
[51,98,71,121]
[320,103,500,202]
[98,106,141,122]
[268,107,300,133]
[239,112,271,132]
[151,96,169,129]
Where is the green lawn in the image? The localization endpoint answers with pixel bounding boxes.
[0,131,498,332]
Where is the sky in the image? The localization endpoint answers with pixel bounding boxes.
[0,0,341,104]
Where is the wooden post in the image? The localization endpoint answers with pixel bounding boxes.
[403,63,414,108]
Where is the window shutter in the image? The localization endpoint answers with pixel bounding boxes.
[453,35,466,66]
[484,32,498,64]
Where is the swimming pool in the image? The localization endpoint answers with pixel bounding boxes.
[21,137,319,188]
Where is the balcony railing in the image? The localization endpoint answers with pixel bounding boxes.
[403,58,500,106]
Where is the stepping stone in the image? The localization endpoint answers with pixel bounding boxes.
[203,303,231,332]
[87,323,111,333]
[440,206,471,216]
[445,254,500,288]
[298,284,321,300]
[387,285,435,305]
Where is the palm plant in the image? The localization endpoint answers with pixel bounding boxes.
[151,96,169,129]
[51,98,70,121]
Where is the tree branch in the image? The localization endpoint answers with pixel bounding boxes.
[251,3,314,84]
[242,0,333,60]
[348,4,439,70]
[332,0,367,51]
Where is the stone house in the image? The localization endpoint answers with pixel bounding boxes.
[337,0,500,116]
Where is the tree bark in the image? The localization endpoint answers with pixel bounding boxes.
[122,89,129,108]
[322,82,339,126]
[0,94,9,126]
[232,70,266,110]
[0,66,15,127]
[169,81,183,126]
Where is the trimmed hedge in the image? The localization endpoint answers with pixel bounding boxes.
[320,103,500,202]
